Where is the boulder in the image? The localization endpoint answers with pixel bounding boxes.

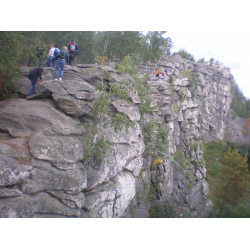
[0,99,85,137]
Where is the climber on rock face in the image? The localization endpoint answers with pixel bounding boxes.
[27,67,44,95]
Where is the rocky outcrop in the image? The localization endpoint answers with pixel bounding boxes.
[0,56,242,217]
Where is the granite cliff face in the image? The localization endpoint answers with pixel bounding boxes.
[0,55,245,217]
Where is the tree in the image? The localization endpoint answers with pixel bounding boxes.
[175,49,194,61]
[0,31,26,99]
[140,31,173,64]
[197,58,205,63]
[215,147,249,216]
[241,117,250,149]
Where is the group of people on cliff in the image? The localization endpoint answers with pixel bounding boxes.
[35,40,78,68]
[28,40,78,95]
[155,69,173,79]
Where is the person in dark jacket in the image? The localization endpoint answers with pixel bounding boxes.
[68,40,78,66]
[34,43,44,67]
[27,67,44,95]
[54,46,68,81]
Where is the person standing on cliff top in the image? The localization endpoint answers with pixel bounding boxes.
[27,67,44,95]
[54,46,68,81]
[34,42,44,67]
[68,40,78,66]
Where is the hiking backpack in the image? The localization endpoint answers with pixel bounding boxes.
[59,50,66,59]
[54,48,60,57]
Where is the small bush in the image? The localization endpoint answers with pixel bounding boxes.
[149,201,176,218]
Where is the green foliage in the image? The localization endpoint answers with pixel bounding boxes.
[206,144,249,216]
[0,31,26,100]
[112,114,134,133]
[180,69,192,79]
[143,120,169,160]
[172,103,182,113]
[175,49,194,61]
[197,58,205,63]
[178,90,186,102]
[180,69,198,99]
[149,201,176,218]
[102,69,111,79]
[82,133,114,165]
[173,150,191,171]
[130,200,138,215]
[117,55,138,77]
[230,82,250,119]
[168,74,174,86]
[208,199,250,218]
[140,31,173,64]
[227,141,250,171]
[198,116,202,124]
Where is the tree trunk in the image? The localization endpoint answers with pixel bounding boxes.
[22,32,34,67]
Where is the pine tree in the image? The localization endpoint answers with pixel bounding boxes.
[215,147,249,216]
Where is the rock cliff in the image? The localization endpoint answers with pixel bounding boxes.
[0,55,246,217]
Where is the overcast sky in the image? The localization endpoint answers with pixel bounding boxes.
[166,30,250,98]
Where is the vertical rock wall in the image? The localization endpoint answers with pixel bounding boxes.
[122,55,236,217]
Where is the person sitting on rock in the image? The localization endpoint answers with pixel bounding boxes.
[27,67,44,95]
[155,69,160,78]
[162,70,165,79]
[168,70,172,76]
[54,46,68,81]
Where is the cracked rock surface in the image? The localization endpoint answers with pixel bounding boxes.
[0,57,245,218]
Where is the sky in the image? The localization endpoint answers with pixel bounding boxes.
[166,30,250,98]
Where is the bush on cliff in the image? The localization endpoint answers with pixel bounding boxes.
[175,49,194,61]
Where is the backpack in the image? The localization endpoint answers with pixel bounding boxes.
[54,48,60,57]
[59,50,66,59]
[69,42,76,51]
